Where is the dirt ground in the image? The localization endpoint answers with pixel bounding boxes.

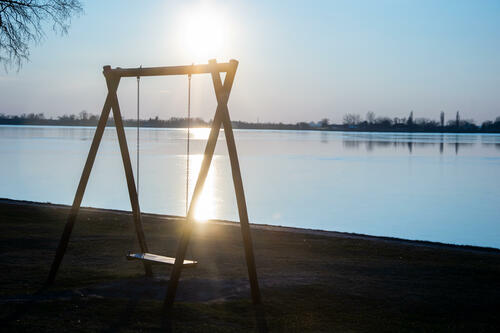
[1,199,499,332]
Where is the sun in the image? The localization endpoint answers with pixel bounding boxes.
[177,3,230,63]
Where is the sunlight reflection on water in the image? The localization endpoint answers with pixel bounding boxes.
[189,154,217,222]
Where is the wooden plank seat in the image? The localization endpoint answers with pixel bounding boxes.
[126,252,197,267]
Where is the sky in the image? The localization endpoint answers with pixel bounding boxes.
[1,0,499,124]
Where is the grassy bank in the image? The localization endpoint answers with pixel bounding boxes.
[1,199,499,332]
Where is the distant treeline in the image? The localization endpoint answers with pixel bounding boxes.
[0,112,208,128]
[1,110,500,133]
[337,111,500,133]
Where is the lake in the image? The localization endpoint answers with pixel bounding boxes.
[1,125,499,248]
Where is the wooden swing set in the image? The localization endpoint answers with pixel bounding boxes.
[46,59,262,310]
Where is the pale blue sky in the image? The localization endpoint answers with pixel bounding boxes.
[1,0,499,123]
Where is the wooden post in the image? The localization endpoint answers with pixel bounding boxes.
[213,67,262,306]
[164,59,261,310]
[46,66,153,284]
[46,67,117,285]
[164,60,237,308]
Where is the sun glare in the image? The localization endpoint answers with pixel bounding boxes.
[188,154,217,222]
[177,3,230,63]
[190,127,210,140]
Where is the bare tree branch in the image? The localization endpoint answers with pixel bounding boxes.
[0,0,82,71]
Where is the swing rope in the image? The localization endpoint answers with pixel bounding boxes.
[186,73,196,262]
[136,69,141,197]
[186,73,191,216]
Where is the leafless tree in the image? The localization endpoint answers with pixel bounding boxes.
[343,113,361,126]
[78,109,87,120]
[374,116,393,126]
[0,0,82,70]
[320,118,329,128]
[366,111,375,124]
[407,111,414,126]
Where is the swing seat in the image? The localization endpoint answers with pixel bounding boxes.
[126,252,197,267]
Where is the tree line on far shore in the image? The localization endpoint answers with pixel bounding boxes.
[0,111,208,128]
[1,110,500,133]
[338,111,500,133]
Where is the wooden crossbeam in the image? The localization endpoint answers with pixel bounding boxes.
[104,61,234,77]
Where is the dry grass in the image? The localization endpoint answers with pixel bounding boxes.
[1,199,499,332]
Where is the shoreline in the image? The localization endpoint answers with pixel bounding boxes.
[2,197,497,253]
[1,123,500,134]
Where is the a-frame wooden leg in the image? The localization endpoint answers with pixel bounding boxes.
[213,71,262,306]
[46,68,117,285]
[107,73,152,277]
[47,68,154,285]
[164,60,238,309]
